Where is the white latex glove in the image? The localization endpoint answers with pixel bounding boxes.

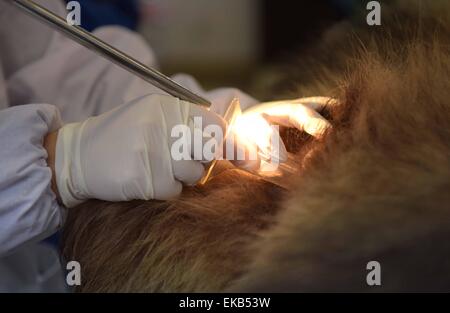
[240,97,335,138]
[231,97,334,171]
[55,94,226,208]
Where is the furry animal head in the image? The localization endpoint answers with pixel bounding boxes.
[232,39,450,292]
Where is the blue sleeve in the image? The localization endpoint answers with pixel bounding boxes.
[0,104,65,257]
[71,0,139,31]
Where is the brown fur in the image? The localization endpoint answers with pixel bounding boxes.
[61,0,450,292]
[62,167,287,292]
[232,41,450,293]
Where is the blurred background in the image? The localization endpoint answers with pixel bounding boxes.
[70,0,363,99]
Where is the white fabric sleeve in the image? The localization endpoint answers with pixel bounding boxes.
[2,1,255,122]
[0,104,65,257]
[0,0,66,78]
[6,25,158,123]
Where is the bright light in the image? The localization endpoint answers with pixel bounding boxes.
[232,114,273,153]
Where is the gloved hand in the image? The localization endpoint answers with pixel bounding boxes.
[231,97,334,171]
[240,97,335,138]
[55,94,226,208]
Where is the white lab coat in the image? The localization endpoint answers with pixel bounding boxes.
[0,0,257,292]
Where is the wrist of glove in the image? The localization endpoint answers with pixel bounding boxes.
[55,94,226,208]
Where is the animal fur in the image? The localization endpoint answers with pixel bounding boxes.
[61,167,287,292]
[61,0,450,292]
